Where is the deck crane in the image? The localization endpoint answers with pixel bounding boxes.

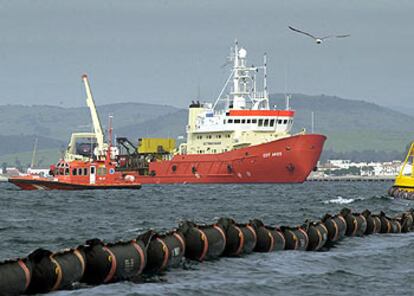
[82,74,106,158]
[64,74,108,161]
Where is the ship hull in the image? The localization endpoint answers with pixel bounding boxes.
[9,134,326,189]
[140,134,326,184]
[8,178,141,190]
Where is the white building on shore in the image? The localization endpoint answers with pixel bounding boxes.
[320,160,410,177]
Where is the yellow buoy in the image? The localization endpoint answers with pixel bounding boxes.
[389,143,414,199]
[394,143,414,191]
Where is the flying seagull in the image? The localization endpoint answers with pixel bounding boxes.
[288,26,350,44]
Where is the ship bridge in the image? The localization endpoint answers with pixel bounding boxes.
[184,42,297,155]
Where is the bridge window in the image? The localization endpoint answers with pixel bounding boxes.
[72,169,77,176]
[278,119,283,124]
[247,119,251,124]
[234,119,240,124]
[252,119,257,124]
[264,119,269,126]
[283,119,288,124]
[228,119,233,123]
[242,119,246,124]
[258,119,263,126]
[270,119,275,127]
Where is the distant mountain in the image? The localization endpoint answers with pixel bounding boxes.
[116,109,188,141]
[0,135,64,168]
[270,93,414,153]
[0,135,65,155]
[0,103,179,141]
[389,105,414,117]
[0,94,413,165]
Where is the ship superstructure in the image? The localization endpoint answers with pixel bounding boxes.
[182,42,295,155]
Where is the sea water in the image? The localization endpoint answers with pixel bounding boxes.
[1,181,413,296]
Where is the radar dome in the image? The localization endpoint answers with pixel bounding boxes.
[238,48,247,58]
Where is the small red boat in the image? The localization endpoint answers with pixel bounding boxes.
[9,159,141,190]
[9,75,142,191]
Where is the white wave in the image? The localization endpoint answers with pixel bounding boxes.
[324,196,355,205]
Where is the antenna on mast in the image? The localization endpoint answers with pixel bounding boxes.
[263,52,268,99]
[311,111,315,133]
[197,84,201,100]
[107,115,113,161]
[285,94,291,110]
[233,39,239,69]
[30,137,38,169]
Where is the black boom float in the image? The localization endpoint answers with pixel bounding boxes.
[178,221,227,262]
[1,207,414,296]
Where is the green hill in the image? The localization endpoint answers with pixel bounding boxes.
[0,135,64,155]
[0,103,179,141]
[270,94,414,154]
[116,110,188,141]
[0,148,61,170]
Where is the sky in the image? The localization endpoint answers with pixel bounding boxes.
[0,0,413,108]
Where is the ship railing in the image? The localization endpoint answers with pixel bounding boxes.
[294,128,306,136]
[251,91,266,99]
[213,110,226,116]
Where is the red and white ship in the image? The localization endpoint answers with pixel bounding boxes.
[9,42,326,190]
[133,42,326,184]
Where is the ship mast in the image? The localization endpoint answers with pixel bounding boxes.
[232,41,249,109]
[30,137,38,169]
[107,115,113,162]
[263,52,268,100]
[213,41,270,112]
[82,74,105,158]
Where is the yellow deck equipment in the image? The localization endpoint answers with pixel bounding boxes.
[137,138,176,154]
